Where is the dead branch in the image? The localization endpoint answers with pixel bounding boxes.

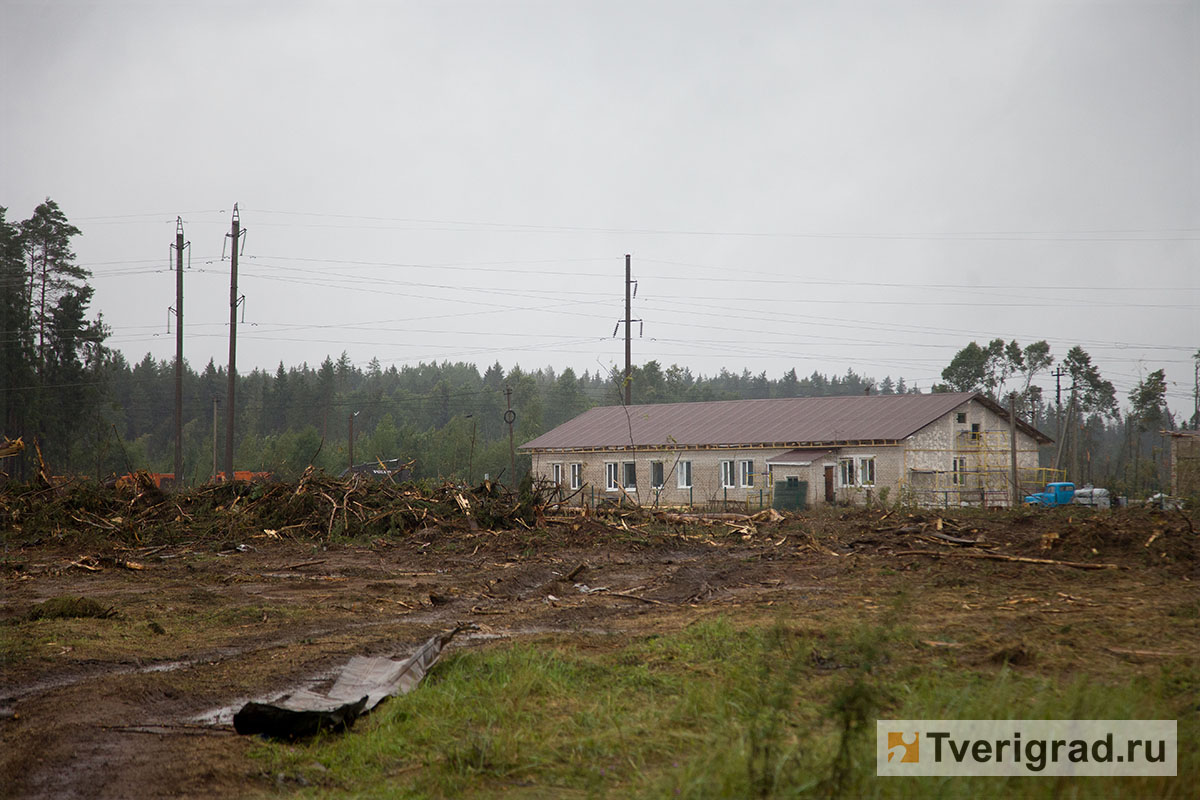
[603,590,668,605]
[284,559,327,570]
[894,549,1122,570]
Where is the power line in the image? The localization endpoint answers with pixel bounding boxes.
[241,208,1200,242]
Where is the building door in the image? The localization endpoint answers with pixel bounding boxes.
[824,465,835,503]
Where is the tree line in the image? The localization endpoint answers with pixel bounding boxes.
[2,199,1191,498]
[936,337,1187,498]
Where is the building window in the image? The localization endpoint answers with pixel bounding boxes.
[956,412,967,424]
[952,457,967,486]
[622,461,637,490]
[739,459,754,488]
[677,460,692,489]
[858,457,876,486]
[551,463,562,485]
[720,460,736,489]
[605,462,619,491]
[839,458,855,487]
[570,463,582,490]
[970,423,981,441]
[650,461,664,489]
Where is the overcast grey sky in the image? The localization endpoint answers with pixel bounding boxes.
[3,0,1197,415]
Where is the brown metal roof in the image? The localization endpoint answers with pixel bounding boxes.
[521,392,1051,451]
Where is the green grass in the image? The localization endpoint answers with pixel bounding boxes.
[251,617,1197,799]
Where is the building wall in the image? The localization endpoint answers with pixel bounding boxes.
[531,443,907,508]
[1170,432,1200,497]
[903,399,1042,506]
[532,447,787,508]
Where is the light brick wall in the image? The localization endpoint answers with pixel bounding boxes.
[904,398,1043,506]
[532,445,906,508]
[1170,432,1200,497]
[531,448,787,508]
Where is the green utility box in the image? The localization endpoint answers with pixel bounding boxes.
[772,478,808,511]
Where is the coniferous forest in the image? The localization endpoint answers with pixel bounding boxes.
[2,200,1192,497]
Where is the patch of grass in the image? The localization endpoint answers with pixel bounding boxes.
[249,612,1195,799]
[26,596,116,621]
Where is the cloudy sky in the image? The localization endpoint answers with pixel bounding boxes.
[3,0,1197,415]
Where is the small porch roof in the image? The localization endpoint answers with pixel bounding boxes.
[766,448,835,465]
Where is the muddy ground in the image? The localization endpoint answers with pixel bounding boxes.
[2,500,1197,799]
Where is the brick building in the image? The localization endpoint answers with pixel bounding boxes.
[521,392,1052,509]
[1169,431,1200,498]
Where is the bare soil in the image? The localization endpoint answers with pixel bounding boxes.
[2,504,1196,799]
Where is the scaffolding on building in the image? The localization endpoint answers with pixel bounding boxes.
[901,430,1064,508]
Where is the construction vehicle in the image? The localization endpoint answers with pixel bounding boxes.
[1023,481,1077,507]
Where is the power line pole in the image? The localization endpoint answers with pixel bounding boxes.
[1193,349,1199,426]
[1009,392,1020,506]
[505,384,515,485]
[611,255,641,405]
[1051,366,1066,444]
[211,396,219,482]
[624,254,631,405]
[223,205,245,482]
[170,218,189,489]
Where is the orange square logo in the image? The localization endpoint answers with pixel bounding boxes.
[887,731,919,763]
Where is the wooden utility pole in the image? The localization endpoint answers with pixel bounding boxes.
[1052,366,1066,445]
[172,218,188,488]
[1053,389,1076,476]
[224,205,244,482]
[624,254,632,405]
[211,396,219,481]
[348,411,358,473]
[1009,392,1020,506]
[505,385,516,485]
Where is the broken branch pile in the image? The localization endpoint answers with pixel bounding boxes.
[0,471,551,546]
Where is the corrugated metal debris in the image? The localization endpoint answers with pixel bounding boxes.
[233,625,468,740]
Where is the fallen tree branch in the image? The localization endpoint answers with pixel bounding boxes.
[284,559,328,570]
[893,550,1122,570]
[924,531,988,547]
[604,590,668,605]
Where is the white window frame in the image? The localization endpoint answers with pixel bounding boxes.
[622,461,637,491]
[570,462,582,491]
[605,462,619,491]
[838,457,855,488]
[720,460,736,489]
[739,459,754,488]
[551,463,562,486]
[952,457,967,486]
[857,456,876,487]
[650,460,664,489]
[677,460,693,489]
